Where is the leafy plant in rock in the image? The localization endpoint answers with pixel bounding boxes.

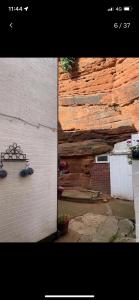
[60,57,76,72]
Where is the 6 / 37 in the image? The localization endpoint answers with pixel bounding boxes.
[114,23,131,29]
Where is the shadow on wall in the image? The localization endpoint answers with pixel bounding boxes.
[58,123,137,193]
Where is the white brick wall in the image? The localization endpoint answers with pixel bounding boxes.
[0,58,57,242]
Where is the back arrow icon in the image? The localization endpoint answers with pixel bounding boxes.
[10,23,13,28]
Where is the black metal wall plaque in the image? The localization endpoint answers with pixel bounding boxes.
[1,143,27,161]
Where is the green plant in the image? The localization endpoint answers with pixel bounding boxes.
[60,57,76,72]
[127,140,139,164]
[109,232,118,242]
[130,145,139,152]
[127,154,132,165]
[58,214,70,224]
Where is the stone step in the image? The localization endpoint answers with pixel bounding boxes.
[61,188,100,203]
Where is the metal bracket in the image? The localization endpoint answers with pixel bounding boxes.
[1,143,27,161]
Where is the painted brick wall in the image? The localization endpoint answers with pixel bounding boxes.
[0,58,57,242]
[90,163,111,194]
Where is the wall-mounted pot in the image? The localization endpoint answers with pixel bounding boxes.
[0,169,7,178]
[20,167,34,177]
[132,150,139,160]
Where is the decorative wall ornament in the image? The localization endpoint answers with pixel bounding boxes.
[1,143,26,161]
[0,143,34,178]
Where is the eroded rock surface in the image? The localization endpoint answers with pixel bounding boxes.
[59,57,139,134]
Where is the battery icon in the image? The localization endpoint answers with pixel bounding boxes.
[123,6,132,11]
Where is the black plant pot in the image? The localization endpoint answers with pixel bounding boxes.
[0,169,7,178]
[27,168,34,175]
[57,221,69,236]
[20,168,34,177]
[20,169,28,177]
[132,151,139,159]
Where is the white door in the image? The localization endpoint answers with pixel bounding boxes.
[110,154,133,200]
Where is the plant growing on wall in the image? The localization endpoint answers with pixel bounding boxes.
[60,57,76,72]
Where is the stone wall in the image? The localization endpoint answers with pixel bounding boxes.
[0,58,57,242]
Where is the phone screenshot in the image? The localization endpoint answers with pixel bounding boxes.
[0,1,138,300]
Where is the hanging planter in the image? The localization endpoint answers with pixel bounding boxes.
[20,165,34,177]
[20,169,28,177]
[0,161,8,179]
[130,143,139,160]
[0,169,7,178]
[132,149,139,159]
[27,167,34,175]
[0,143,34,178]
[127,140,139,163]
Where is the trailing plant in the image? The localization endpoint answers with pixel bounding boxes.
[127,139,139,164]
[60,57,76,72]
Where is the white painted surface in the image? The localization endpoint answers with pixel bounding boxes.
[132,134,139,240]
[0,58,57,242]
[110,154,133,200]
[132,160,139,240]
[111,140,130,153]
[110,140,133,201]
[131,133,139,146]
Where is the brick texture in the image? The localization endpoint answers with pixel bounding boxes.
[90,163,111,194]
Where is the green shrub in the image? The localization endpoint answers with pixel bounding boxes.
[60,57,76,72]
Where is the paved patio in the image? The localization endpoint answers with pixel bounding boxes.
[58,198,135,220]
[57,198,135,242]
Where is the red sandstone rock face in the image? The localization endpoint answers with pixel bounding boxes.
[60,173,92,189]
[59,58,139,131]
[65,157,94,174]
[59,140,113,157]
[58,58,139,192]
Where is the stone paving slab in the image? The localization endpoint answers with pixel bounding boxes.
[56,212,135,243]
[58,198,135,220]
[57,198,135,243]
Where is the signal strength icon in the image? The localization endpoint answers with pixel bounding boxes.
[107,7,114,12]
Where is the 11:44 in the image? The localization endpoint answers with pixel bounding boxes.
[9,7,23,11]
